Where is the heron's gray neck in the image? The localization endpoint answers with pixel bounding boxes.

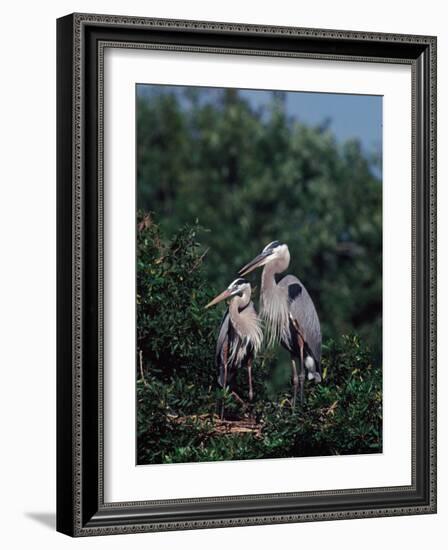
[229,287,251,332]
[261,260,279,293]
[228,288,263,354]
[261,258,287,304]
[261,260,290,346]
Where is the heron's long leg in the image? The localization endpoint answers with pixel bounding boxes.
[223,362,228,391]
[291,357,299,408]
[220,363,229,420]
[298,336,305,406]
[220,344,229,420]
[247,357,254,402]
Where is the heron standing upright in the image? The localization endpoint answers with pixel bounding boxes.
[239,241,321,407]
[205,278,263,415]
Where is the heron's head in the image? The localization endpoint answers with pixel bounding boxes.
[205,278,251,309]
[238,241,290,276]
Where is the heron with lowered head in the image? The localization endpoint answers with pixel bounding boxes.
[239,241,322,407]
[205,278,263,415]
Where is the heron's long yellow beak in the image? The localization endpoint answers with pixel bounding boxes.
[238,251,272,276]
[205,289,232,309]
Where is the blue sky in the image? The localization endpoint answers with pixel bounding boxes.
[241,89,382,157]
[137,84,382,159]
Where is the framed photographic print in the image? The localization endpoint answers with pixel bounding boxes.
[56,13,437,536]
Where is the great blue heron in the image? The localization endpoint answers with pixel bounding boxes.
[239,241,321,407]
[205,278,263,414]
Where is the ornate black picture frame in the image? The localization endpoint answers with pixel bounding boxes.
[57,13,437,537]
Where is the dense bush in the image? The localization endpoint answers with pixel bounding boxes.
[137,216,382,464]
[137,212,221,385]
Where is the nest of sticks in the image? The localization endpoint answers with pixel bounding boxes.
[168,413,263,438]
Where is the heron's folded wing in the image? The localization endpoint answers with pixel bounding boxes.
[279,274,322,364]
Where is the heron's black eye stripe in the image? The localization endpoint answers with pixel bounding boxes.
[264,240,281,251]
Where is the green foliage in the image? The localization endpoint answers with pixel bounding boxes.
[137,219,382,464]
[137,212,222,384]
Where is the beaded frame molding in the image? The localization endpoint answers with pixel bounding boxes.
[56,13,437,537]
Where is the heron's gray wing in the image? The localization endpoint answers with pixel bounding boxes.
[278,274,321,364]
[216,311,230,386]
[216,311,229,363]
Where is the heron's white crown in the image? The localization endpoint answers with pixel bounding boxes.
[228,278,250,294]
[264,243,289,264]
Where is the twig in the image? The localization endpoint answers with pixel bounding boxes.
[188,247,209,273]
[139,349,147,386]
[137,213,152,232]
